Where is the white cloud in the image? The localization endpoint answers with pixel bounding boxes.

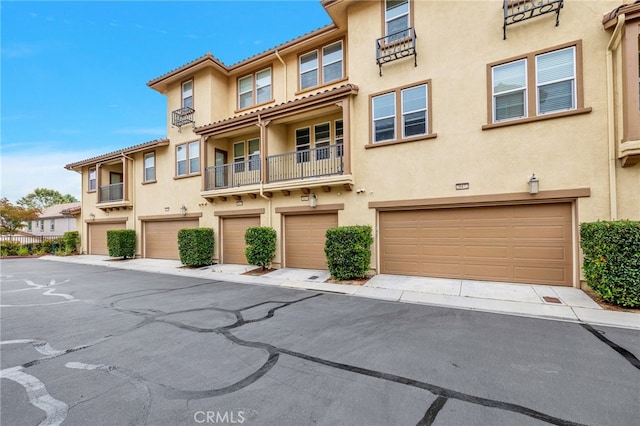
[0,150,101,203]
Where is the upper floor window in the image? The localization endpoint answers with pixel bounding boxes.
[238,69,272,110]
[40,220,44,232]
[88,167,96,192]
[182,80,193,109]
[144,152,156,182]
[233,139,260,172]
[176,141,200,177]
[299,41,344,91]
[491,44,579,123]
[50,220,55,232]
[371,81,431,144]
[295,121,343,162]
[386,0,410,39]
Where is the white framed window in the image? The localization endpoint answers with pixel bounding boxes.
[372,92,396,143]
[295,127,311,163]
[490,45,579,124]
[386,0,410,40]
[322,42,343,84]
[88,167,96,192]
[492,59,527,122]
[335,119,344,157]
[536,47,576,115]
[50,220,55,232]
[238,69,272,110]
[402,85,428,138]
[314,122,331,160]
[40,220,44,232]
[248,138,260,171]
[182,80,193,109]
[176,141,199,177]
[300,52,318,90]
[233,141,245,173]
[144,152,155,182]
[299,41,344,91]
[371,81,431,144]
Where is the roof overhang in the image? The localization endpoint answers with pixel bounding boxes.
[603,1,640,28]
[194,84,358,137]
[65,138,170,171]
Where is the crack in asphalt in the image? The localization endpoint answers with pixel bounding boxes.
[4,273,636,426]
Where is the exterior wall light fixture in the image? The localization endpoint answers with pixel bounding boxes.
[310,193,317,208]
[180,204,187,216]
[528,173,539,194]
[89,213,95,221]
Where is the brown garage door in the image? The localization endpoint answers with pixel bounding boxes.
[144,219,199,260]
[88,222,126,255]
[222,216,261,264]
[379,203,573,286]
[284,213,338,269]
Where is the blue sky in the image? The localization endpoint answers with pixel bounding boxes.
[1,0,331,203]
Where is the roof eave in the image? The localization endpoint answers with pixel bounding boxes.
[65,138,170,170]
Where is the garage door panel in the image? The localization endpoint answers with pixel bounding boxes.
[380,203,573,286]
[285,213,337,269]
[145,219,199,260]
[222,216,260,265]
[89,222,126,255]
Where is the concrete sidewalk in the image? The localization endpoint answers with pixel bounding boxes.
[40,255,639,330]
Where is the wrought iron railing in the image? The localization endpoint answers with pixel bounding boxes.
[99,183,124,203]
[375,27,417,76]
[205,158,261,190]
[267,145,343,183]
[172,106,195,128]
[503,0,563,39]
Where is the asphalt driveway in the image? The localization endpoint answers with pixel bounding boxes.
[1,259,639,426]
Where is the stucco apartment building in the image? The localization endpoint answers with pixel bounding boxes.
[66,0,639,288]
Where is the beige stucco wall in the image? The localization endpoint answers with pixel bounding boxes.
[76,0,638,276]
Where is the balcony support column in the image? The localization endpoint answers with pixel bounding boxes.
[257,116,271,184]
[95,162,102,204]
[338,99,351,175]
[201,135,208,192]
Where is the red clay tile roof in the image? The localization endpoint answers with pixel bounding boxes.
[65,138,169,170]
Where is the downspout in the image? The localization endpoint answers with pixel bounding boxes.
[606,14,625,220]
[275,49,287,101]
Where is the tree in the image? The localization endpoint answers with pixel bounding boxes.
[16,188,78,210]
[0,198,41,235]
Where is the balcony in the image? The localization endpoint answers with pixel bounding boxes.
[99,182,124,203]
[172,106,195,129]
[375,27,417,76]
[203,145,350,199]
[205,158,261,190]
[503,0,564,40]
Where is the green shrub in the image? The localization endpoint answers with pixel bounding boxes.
[0,240,22,256]
[18,246,29,256]
[178,228,214,267]
[325,225,373,280]
[63,231,79,254]
[107,229,136,259]
[244,227,276,270]
[580,220,640,308]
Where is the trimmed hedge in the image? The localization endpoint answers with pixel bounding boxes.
[178,228,214,267]
[0,240,21,256]
[107,229,136,259]
[244,227,276,270]
[325,225,373,280]
[580,220,640,308]
[63,231,79,254]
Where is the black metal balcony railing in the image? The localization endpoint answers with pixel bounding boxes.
[503,0,564,40]
[172,106,195,128]
[204,146,345,191]
[267,145,343,183]
[375,27,417,76]
[205,158,261,190]
[99,183,124,203]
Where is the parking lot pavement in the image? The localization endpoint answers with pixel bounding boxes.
[1,259,639,426]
